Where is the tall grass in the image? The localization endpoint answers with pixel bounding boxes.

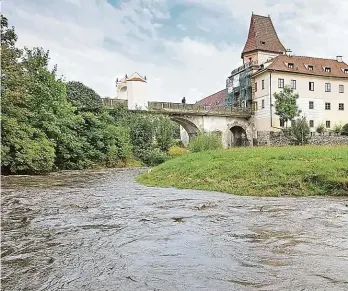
[137,145,348,197]
[188,132,222,152]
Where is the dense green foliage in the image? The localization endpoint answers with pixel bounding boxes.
[1,16,178,174]
[316,123,326,135]
[274,86,301,127]
[188,132,222,152]
[137,146,348,197]
[284,117,311,145]
[341,123,348,136]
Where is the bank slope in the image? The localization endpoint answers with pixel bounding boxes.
[136,146,348,196]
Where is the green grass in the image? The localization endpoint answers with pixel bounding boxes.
[136,146,348,196]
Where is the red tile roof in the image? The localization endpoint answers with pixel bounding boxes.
[196,89,227,106]
[262,55,348,78]
[242,14,286,56]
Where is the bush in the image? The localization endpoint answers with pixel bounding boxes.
[141,148,168,166]
[188,132,222,152]
[332,123,343,135]
[341,123,348,136]
[316,123,326,135]
[285,117,310,145]
[168,146,188,158]
[172,139,184,148]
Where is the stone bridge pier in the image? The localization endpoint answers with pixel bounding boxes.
[173,115,255,148]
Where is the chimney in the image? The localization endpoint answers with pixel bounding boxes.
[336,56,343,62]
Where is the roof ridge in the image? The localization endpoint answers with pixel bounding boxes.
[280,55,348,65]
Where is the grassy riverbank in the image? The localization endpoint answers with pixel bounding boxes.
[136,146,348,196]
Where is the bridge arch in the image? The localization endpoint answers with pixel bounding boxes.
[227,121,252,147]
[170,116,200,146]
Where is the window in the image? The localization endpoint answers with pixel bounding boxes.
[261,99,265,109]
[325,102,331,110]
[280,119,285,127]
[326,83,333,92]
[262,80,265,90]
[309,82,314,91]
[308,65,313,71]
[253,101,258,111]
[255,82,258,92]
[291,79,296,89]
[288,63,294,69]
[278,78,284,88]
[326,121,331,128]
[325,83,331,92]
[309,120,314,128]
[325,67,331,73]
[344,69,348,74]
[339,85,344,93]
[309,101,314,109]
[339,103,344,110]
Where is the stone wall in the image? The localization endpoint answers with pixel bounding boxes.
[309,135,348,146]
[257,131,348,146]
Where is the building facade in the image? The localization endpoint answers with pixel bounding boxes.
[253,56,348,132]
[196,13,348,136]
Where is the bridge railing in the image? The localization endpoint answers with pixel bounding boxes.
[148,101,252,117]
[101,98,127,107]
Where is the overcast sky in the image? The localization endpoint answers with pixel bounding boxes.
[3,0,348,103]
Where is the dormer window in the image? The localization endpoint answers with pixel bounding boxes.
[288,63,294,69]
[261,41,265,45]
[324,67,331,73]
[344,69,348,74]
[308,65,313,71]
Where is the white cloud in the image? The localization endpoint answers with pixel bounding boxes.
[2,0,348,103]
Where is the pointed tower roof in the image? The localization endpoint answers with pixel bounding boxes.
[242,14,286,57]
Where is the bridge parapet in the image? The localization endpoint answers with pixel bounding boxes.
[148,102,252,117]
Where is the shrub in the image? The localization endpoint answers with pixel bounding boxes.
[341,123,348,136]
[139,148,168,166]
[316,123,326,135]
[188,132,222,152]
[284,117,310,145]
[172,139,184,148]
[332,123,343,135]
[168,146,188,158]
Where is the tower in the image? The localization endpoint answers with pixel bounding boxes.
[241,14,286,65]
[115,72,148,110]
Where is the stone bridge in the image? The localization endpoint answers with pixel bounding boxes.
[102,99,255,148]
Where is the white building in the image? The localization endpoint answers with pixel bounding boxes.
[115,72,149,110]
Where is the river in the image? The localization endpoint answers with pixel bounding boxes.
[1,168,348,291]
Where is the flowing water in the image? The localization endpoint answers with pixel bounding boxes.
[1,168,348,291]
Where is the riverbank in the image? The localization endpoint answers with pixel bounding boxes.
[136,146,348,196]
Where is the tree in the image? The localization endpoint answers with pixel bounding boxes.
[285,117,311,145]
[274,86,301,127]
[1,15,56,174]
[154,116,174,151]
[22,47,89,170]
[129,115,154,157]
[66,81,102,112]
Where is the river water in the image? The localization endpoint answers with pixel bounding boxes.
[1,168,348,291]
